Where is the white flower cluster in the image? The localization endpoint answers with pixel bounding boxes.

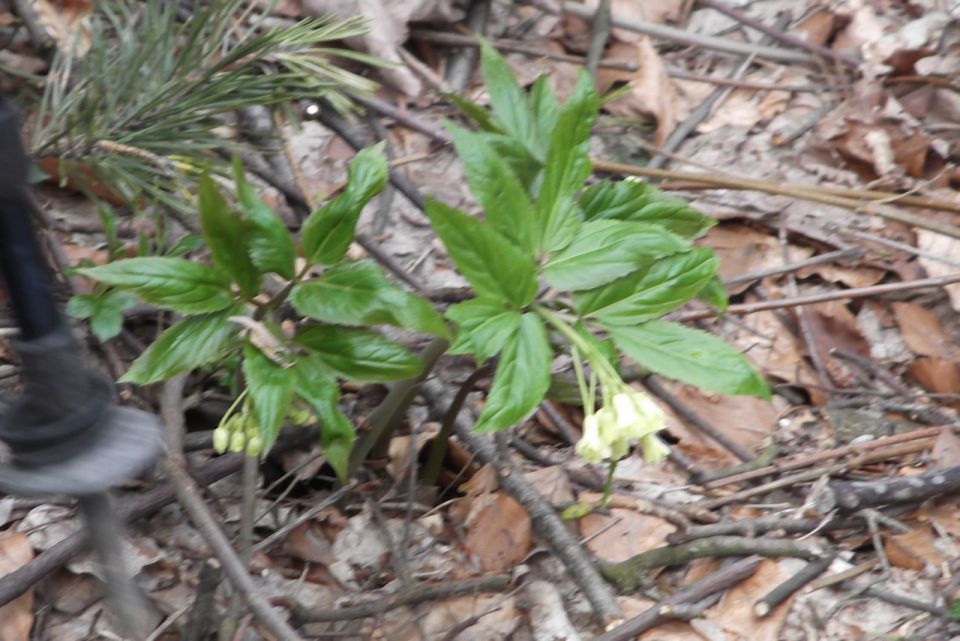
[575,391,669,465]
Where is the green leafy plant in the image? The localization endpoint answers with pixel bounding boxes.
[76,147,447,480]
[433,42,769,497]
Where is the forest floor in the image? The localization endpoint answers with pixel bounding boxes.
[3,0,960,639]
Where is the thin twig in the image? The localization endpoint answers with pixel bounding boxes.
[412,30,830,91]
[584,0,613,79]
[696,0,857,67]
[560,1,817,64]
[446,0,491,92]
[754,553,836,617]
[723,247,864,287]
[702,426,941,488]
[288,575,511,624]
[593,158,960,238]
[645,376,754,462]
[673,273,960,322]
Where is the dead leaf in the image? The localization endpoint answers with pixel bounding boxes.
[915,229,960,312]
[884,529,937,571]
[930,428,960,470]
[708,558,794,641]
[891,302,960,361]
[700,225,812,294]
[283,521,335,565]
[524,466,574,505]
[33,0,92,54]
[655,378,779,456]
[463,493,532,572]
[0,533,34,641]
[907,357,960,400]
[580,504,674,564]
[377,594,518,641]
[582,0,685,42]
[603,38,677,145]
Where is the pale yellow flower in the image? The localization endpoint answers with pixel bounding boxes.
[575,413,611,464]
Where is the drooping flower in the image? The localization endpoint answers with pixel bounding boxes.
[575,413,611,464]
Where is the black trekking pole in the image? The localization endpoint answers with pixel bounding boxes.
[0,98,163,639]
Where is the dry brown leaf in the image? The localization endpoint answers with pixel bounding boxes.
[884,529,938,571]
[891,302,960,361]
[524,466,574,505]
[795,262,886,288]
[0,533,34,641]
[582,0,684,42]
[603,38,677,145]
[930,428,960,470]
[699,225,812,294]
[33,0,92,53]
[282,521,335,565]
[793,8,836,48]
[907,357,960,399]
[377,594,518,641]
[463,493,532,572]
[638,621,709,641]
[915,230,960,312]
[579,493,674,563]
[803,301,870,388]
[386,422,440,480]
[655,379,778,456]
[707,558,793,641]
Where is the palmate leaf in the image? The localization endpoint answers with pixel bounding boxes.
[574,248,718,324]
[290,260,448,338]
[446,123,536,252]
[121,306,242,384]
[290,356,354,482]
[301,143,388,265]
[605,320,770,398]
[198,173,259,297]
[474,313,552,432]
[543,220,689,291]
[424,199,538,307]
[78,257,234,314]
[232,158,296,279]
[243,342,296,454]
[295,325,422,381]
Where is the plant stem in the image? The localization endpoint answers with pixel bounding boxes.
[601,459,617,508]
[422,365,490,486]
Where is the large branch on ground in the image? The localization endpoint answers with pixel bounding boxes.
[0,453,243,607]
[420,380,622,625]
[593,556,763,641]
[812,464,960,512]
[600,536,821,593]
[287,575,510,625]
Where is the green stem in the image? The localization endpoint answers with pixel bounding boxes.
[422,365,491,486]
[601,459,618,508]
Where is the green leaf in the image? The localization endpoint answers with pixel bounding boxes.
[474,313,552,432]
[198,174,259,298]
[574,248,718,324]
[446,123,536,252]
[605,320,770,398]
[66,294,98,320]
[543,220,688,291]
[425,199,538,307]
[478,133,542,190]
[446,298,523,362]
[290,260,448,337]
[165,234,204,257]
[232,158,296,279]
[696,275,728,312]
[121,307,241,384]
[528,76,559,157]
[445,92,501,133]
[536,71,598,252]
[479,40,538,156]
[301,142,388,265]
[78,257,234,313]
[631,199,716,240]
[291,356,355,482]
[243,342,296,454]
[89,290,137,342]
[296,325,422,381]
